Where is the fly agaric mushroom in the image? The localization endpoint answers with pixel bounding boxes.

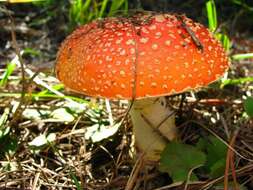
[55,13,229,162]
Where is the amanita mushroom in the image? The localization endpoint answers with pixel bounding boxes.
[55,13,229,162]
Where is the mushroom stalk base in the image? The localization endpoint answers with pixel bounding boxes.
[129,97,177,162]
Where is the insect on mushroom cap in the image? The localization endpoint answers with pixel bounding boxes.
[56,13,230,99]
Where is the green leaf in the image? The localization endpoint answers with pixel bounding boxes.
[159,141,206,182]
[197,136,227,178]
[209,158,226,178]
[0,135,18,157]
[205,136,227,166]
[244,97,253,118]
[85,123,120,143]
[1,161,18,172]
[28,133,56,153]
[50,108,75,122]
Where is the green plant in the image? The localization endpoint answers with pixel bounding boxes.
[206,0,253,91]
[206,0,231,51]
[230,0,253,12]
[0,0,46,3]
[0,62,16,87]
[206,0,217,33]
[231,53,253,60]
[197,135,227,178]
[68,0,128,29]
[0,108,18,158]
[244,96,253,118]
[160,141,206,182]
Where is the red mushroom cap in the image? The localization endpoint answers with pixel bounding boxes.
[56,13,229,99]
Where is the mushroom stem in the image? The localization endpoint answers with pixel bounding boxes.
[129,97,177,161]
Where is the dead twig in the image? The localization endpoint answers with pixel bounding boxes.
[3,5,27,126]
[125,154,144,190]
[224,129,240,190]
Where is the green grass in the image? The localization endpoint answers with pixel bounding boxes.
[230,0,253,12]
[221,77,253,88]
[232,53,253,60]
[0,0,46,2]
[206,0,253,89]
[0,92,88,103]
[0,62,16,87]
[206,0,217,32]
[206,0,231,51]
[68,0,128,29]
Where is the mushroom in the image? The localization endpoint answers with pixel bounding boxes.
[55,13,229,162]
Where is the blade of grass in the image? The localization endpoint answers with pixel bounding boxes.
[0,62,16,87]
[123,0,128,15]
[231,0,253,12]
[93,1,99,19]
[24,47,41,57]
[69,0,82,24]
[80,0,92,23]
[0,0,45,2]
[69,170,82,190]
[206,0,217,32]
[10,52,84,107]
[0,108,9,128]
[69,0,92,26]
[0,92,88,103]
[221,77,253,88]
[98,0,109,18]
[37,84,64,96]
[232,53,253,60]
[217,33,231,51]
[82,0,92,12]
[108,0,128,16]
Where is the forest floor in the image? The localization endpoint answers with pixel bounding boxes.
[0,1,253,190]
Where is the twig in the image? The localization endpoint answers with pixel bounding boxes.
[154,181,203,190]
[220,114,230,139]
[58,128,86,140]
[3,6,27,126]
[200,163,253,190]
[99,145,117,168]
[32,172,40,190]
[241,140,253,154]
[187,120,253,162]
[184,164,203,190]
[230,146,239,190]
[125,154,144,190]
[7,51,84,108]
[224,129,240,190]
